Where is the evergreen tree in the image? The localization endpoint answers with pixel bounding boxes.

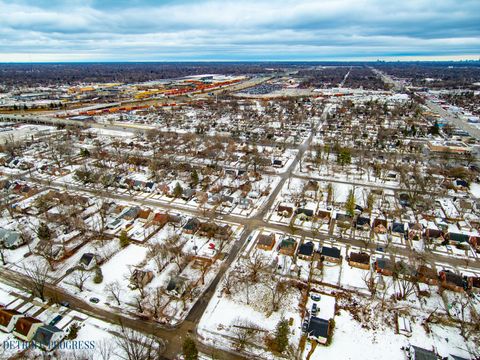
[191,169,199,186]
[274,318,290,353]
[337,148,351,167]
[38,223,52,242]
[326,183,333,205]
[345,189,356,217]
[366,192,375,213]
[173,182,183,198]
[429,120,440,135]
[119,230,130,248]
[182,337,198,360]
[93,267,103,284]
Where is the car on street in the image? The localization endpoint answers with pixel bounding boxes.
[89,297,100,304]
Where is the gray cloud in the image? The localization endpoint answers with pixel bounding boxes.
[0,0,479,61]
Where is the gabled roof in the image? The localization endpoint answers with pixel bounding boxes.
[448,232,470,243]
[321,246,341,259]
[280,237,297,249]
[298,241,314,256]
[349,252,370,264]
[307,317,329,339]
[183,217,200,231]
[0,308,22,327]
[257,233,275,246]
[392,222,405,233]
[14,317,42,336]
[411,346,437,360]
[376,258,394,270]
[32,324,63,346]
[79,253,95,266]
[356,216,370,226]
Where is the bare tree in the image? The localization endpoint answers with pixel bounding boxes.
[23,260,50,302]
[361,271,377,298]
[105,281,123,306]
[115,323,165,360]
[96,339,115,360]
[72,268,92,292]
[268,278,291,312]
[245,252,270,283]
[231,318,263,351]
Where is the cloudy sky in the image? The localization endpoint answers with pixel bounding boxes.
[0,0,479,62]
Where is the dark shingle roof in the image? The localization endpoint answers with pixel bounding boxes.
[321,246,340,259]
[298,241,314,256]
[307,317,329,339]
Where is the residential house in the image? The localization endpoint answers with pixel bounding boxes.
[439,270,465,292]
[130,270,154,289]
[425,228,444,243]
[237,198,252,210]
[182,188,196,201]
[355,216,371,231]
[0,228,24,249]
[183,218,200,235]
[374,258,394,276]
[277,205,293,217]
[417,265,439,285]
[166,275,188,297]
[307,317,330,344]
[295,208,314,220]
[79,253,96,270]
[408,223,423,240]
[257,233,276,251]
[348,252,370,270]
[13,317,43,341]
[391,222,405,236]
[406,345,437,360]
[446,232,471,245]
[149,213,169,229]
[120,206,140,221]
[373,218,388,234]
[297,241,315,260]
[32,325,66,351]
[320,246,341,264]
[0,308,23,333]
[316,210,331,224]
[279,238,297,256]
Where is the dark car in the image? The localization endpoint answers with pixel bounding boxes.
[49,315,62,326]
[310,293,321,301]
[302,319,309,332]
[376,246,385,252]
[89,297,100,304]
[311,303,318,315]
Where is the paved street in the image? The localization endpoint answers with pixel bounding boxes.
[1,101,480,359]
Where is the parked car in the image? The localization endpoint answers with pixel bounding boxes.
[49,315,62,326]
[310,293,321,301]
[376,246,385,252]
[89,297,100,304]
[311,303,318,315]
[59,301,70,308]
[302,320,309,332]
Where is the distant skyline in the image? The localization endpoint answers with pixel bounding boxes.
[0,0,479,62]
